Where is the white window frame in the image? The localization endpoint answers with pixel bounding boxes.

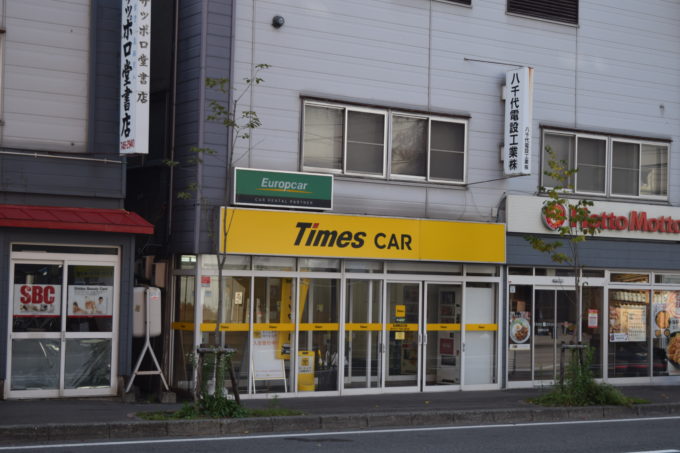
[343,105,388,179]
[574,133,608,197]
[425,114,467,184]
[541,129,669,201]
[302,100,467,185]
[611,138,669,200]
[302,101,387,179]
[389,112,429,182]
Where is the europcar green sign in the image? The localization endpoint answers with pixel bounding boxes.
[233,168,333,210]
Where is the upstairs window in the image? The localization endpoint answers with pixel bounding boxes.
[507,0,578,25]
[303,101,467,184]
[542,130,669,200]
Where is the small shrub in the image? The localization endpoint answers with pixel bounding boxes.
[531,347,645,407]
[197,394,248,418]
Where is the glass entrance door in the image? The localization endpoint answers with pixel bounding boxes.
[9,259,117,398]
[462,283,498,387]
[423,283,462,387]
[534,289,577,382]
[344,279,382,390]
[385,282,420,388]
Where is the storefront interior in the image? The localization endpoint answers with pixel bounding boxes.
[508,267,680,387]
[170,255,501,397]
[7,244,120,399]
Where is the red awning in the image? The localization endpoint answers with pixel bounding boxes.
[0,204,154,235]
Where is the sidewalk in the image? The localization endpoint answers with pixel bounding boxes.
[0,385,679,445]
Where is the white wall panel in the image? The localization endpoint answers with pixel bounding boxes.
[231,0,680,220]
[2,0,90,152]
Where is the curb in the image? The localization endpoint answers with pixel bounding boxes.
[2,403,680,445]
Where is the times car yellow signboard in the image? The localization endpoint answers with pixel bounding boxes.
[220,208,505,263]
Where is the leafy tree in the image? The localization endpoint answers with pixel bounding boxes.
[525,147,600,335]
[526,148,637,406]
[167,64,270,406]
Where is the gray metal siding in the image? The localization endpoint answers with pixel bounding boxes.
[90,0,122,158]
[507,234,680,271]
[171,0,204,253]
[0,229,136,382]
[0,0,125,208]
[197,0,232,253]
[227,0,680,222]
[172,0,233,254]
[0,153,124,204]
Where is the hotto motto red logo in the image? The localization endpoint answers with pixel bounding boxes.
[542,204,567,230]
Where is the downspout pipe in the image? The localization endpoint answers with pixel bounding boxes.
[167,0,180,247]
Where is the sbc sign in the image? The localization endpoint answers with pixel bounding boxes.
[13,284,61,316]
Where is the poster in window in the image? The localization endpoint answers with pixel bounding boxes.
[587,309,598,329]
[68,286,113,317]
[508,311,531,350]
[13,284,62,317]
[440,338,454,355]
[609,305,646,342]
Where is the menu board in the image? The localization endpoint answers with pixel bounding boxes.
[609,304,646,342]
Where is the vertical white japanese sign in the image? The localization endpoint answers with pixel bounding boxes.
[120,0,151,155]
[503,67,533,175]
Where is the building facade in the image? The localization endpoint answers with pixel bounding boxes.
[0,0,154,399]
[132,0,680,398]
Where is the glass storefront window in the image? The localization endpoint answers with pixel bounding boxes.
[66,265,114,333]
[172,276,195,391]
[13,263,64,333]
[200,276,251,395]
[299,258,340,272]
[651,291,680,377]
[9,252,118,397]
[610,273,649,283]
[655,274,680,285]
[582,269,605,278]
[11,339,61,390]
[253,256,294,271]
[582,287,604,378]
[179,255,197,270]
[252,277,294,393]
[608,289,649,377]
[534,268,576,277]
[345,260,383,273]
[385,261,462,275]
[345,279,382,389]
[202,276,250,325]
[533,289,577,381]
[298,279,340,391]
[385,282,420,387]
[509,267,532,275]
[169,256,510,394]
[201,254,251,271]
[64,339,111,389]
[425,283,462,386]
[508,285,532,381]
[176,276,195,322]
[11,244,118,254]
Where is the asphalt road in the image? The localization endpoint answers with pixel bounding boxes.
[3,416,680,453]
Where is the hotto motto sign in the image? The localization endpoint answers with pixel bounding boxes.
[506,195,680,242]
[544,204,680,235]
